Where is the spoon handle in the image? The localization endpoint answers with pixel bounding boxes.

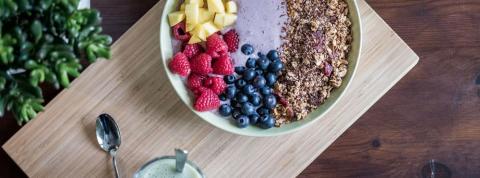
[175,148,188,172]
[112,155,120,178]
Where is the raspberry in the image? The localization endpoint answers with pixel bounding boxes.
[168,52,190,77]
[194,89,220,111]
[212,55,234,75]
[204,76,227,95]
[223,29,239,52]
[187,73,206,91]
[190,53,213,75]
[172,22,191,42]
[206,34,228,58]
[183,43,203,59]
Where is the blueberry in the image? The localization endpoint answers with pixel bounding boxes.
[246,58,256,68]
[253,76,266,88]
[236,93,249,103]
[257,107,270,116]
[249,93,261,106]
[235,79,247,88]
[265,73,277,86]
[235,66,246,75]
[232,110,242,119]
[255,69,263,76]
[257,52,266,59]
[256,57,270,70]
[264,94,277,109]
[219,94,227,101]
[242,84,255,95]
[268,60,284,73]
[241,102,255,116]
[218,104,232,116]
[258,115,275,129]
[249,114,260,124]
[236,115,250,128]
[243,68,257,81]
[225,86,237,98]
[241,44,254,55]
[230,99,239,108]
[260,87,272,95]
[224,75,236,84]
[267,50,280,60]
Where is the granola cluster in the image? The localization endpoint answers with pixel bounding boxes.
[274,0,352,126]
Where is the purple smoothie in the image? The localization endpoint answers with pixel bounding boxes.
[229,0,287,66]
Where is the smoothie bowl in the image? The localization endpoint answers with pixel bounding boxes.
[160,0,361,136]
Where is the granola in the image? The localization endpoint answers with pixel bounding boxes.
[274,0,352,126]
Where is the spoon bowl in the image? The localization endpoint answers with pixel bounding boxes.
[96,113,121,178]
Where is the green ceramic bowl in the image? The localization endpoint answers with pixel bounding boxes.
[160,0,362,137]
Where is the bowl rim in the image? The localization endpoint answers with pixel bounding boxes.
[159,0,362,137]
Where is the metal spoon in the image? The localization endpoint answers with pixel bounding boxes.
[96,113,121,178]
[175,148,188,172]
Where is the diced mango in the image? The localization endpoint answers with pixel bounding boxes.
[225,1,237,13]
[199,8,214,23]
[223,13,237,26]
[186,0,204,7]
[207,0,225,13]
[180,3,186,11]
[186,22,196,32]
[193,24,207,41]
[202,21,220,37]
[168,11,185,26]
[189,35,202,44]
[214,13,225,27]
[185,3,200,26]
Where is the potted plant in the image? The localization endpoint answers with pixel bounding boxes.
[0,0,111,124]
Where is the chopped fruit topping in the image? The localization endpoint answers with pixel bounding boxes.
[188,35,201,44]
[168,52,191,77]
[190,53,213,75]
[203,22,220,37]
[185,4,200,29]
[223,13,237,26]
[213,13,237,28]
[187,73,207,91]
[183,43,203,59]
[168,11,185,26]
[207,0,225,13]
[199,8,214,23]
[225,1,238,13]
[212,55,234,75]
[194,89,220,111]
[204,76,227,95]
[170,0,237,43]
[172,22,191,42]
[180,3,186,11]
[206,34,228,58]
[185,0,204,7]
[223,29,239,52]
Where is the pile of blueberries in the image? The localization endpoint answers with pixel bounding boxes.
[218,44,284,129]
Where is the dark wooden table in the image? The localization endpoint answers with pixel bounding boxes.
[1,0,479,177]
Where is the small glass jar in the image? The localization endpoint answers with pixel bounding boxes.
[133,156,205,178]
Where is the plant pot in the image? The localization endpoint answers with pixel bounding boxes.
[79,0,90,9]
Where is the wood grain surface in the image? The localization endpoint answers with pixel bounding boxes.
[2,0,418,177]
[0,0,477,178]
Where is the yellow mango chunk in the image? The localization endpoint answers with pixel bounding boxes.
[213,13,225,28]
[202,21,220,37]
[207,0,225,13]
[186,0,204,7]
[225,1,237,13]
[188,35,202,44]
[223,13,237,26]
[199,8,214,23]
[185,3,200,26]
[168,11,185,26]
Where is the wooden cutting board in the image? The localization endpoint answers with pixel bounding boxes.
[3,0,418,177]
